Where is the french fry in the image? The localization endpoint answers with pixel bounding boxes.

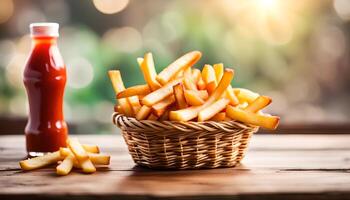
[244,96,272,113]
[234,88,259,104]
[197,76,206,90]
[183,68,198,90]
[202,64,217,85]
[82,144,100,153]
[212,64,238,106]
[196,90,209,100]
[159,109,170,121]
[109,52,279,129]
[226,105,280,130]
[173,83,188,109]
[87,153,110,165]
[114,105,124,113]
[192,68,201,83]
[19,151,62,171]
[206,81,217,95]
[152,95,175,117]
[156,51,202,85]
[198,98,229,122]
[237,102,249,109]
[67,138,89,161]
[138,53,161,91]
[213,63,224,82]
[142,78,182,106]
[225,85,239,106]
[128,96,141,114]
[79,158,96,173]
[136,105,152,120]
[147,113,159,120]
[67,138,96,173]
[170,69,234,121]
[56,152,74,175]
[184,90,205,106]
[159,105,176,121]
[210,112,226,121]
[117,84,151,99]
[108,70,134,116]
[60,148,110,166]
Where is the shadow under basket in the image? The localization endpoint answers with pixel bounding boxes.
[113,112,259,170]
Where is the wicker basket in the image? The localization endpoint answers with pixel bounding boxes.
[113,112,259,169]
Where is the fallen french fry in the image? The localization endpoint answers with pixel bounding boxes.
[136,105,152,120]
[198,98,229,122]
[156,51,202,85]
[173,83,188,109]
[244,96,272,113]
[56,152,74,176]
[138,53,161,91]
[152,95,175,117]
[19,151,62,171]
[60,148,110,166]
[82,144,100,153]
[67,138,96,173]
[67,138,89,161]
[87,153,110,165]
[108,70,134,116]
[79,158,96,173]
[170,69,234,121]
[142,78,182,106]
[210,112,226,121]
[117,84,151,99]
[226,105,279,129]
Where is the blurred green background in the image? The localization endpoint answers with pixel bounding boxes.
[0,0,349,134]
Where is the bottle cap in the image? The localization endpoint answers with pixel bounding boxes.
[30,23,59,37]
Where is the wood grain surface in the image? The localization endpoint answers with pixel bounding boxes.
[0,134,350,200]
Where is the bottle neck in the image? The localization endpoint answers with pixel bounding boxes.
[32,36,58,45]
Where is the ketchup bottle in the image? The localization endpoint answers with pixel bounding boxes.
[23,23,68,157]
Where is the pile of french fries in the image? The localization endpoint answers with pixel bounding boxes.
[19,138,110,175]
[109,51,279,129]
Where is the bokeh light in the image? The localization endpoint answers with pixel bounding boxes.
[0,40,16,67]
[66,57,94,89]
[334,0,350,21]
[5,53,27,89]
[0,0,14,24]
[102,27,142,53]
[93,0,129,14]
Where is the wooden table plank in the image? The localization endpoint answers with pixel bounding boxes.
[0,134,350,200]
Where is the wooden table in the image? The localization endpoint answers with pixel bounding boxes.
[1,134,350,200]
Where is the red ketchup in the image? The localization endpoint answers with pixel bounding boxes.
[23,23,68,156]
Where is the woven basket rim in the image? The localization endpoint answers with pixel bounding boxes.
[112,112,257,126]
[112,112,259,135]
